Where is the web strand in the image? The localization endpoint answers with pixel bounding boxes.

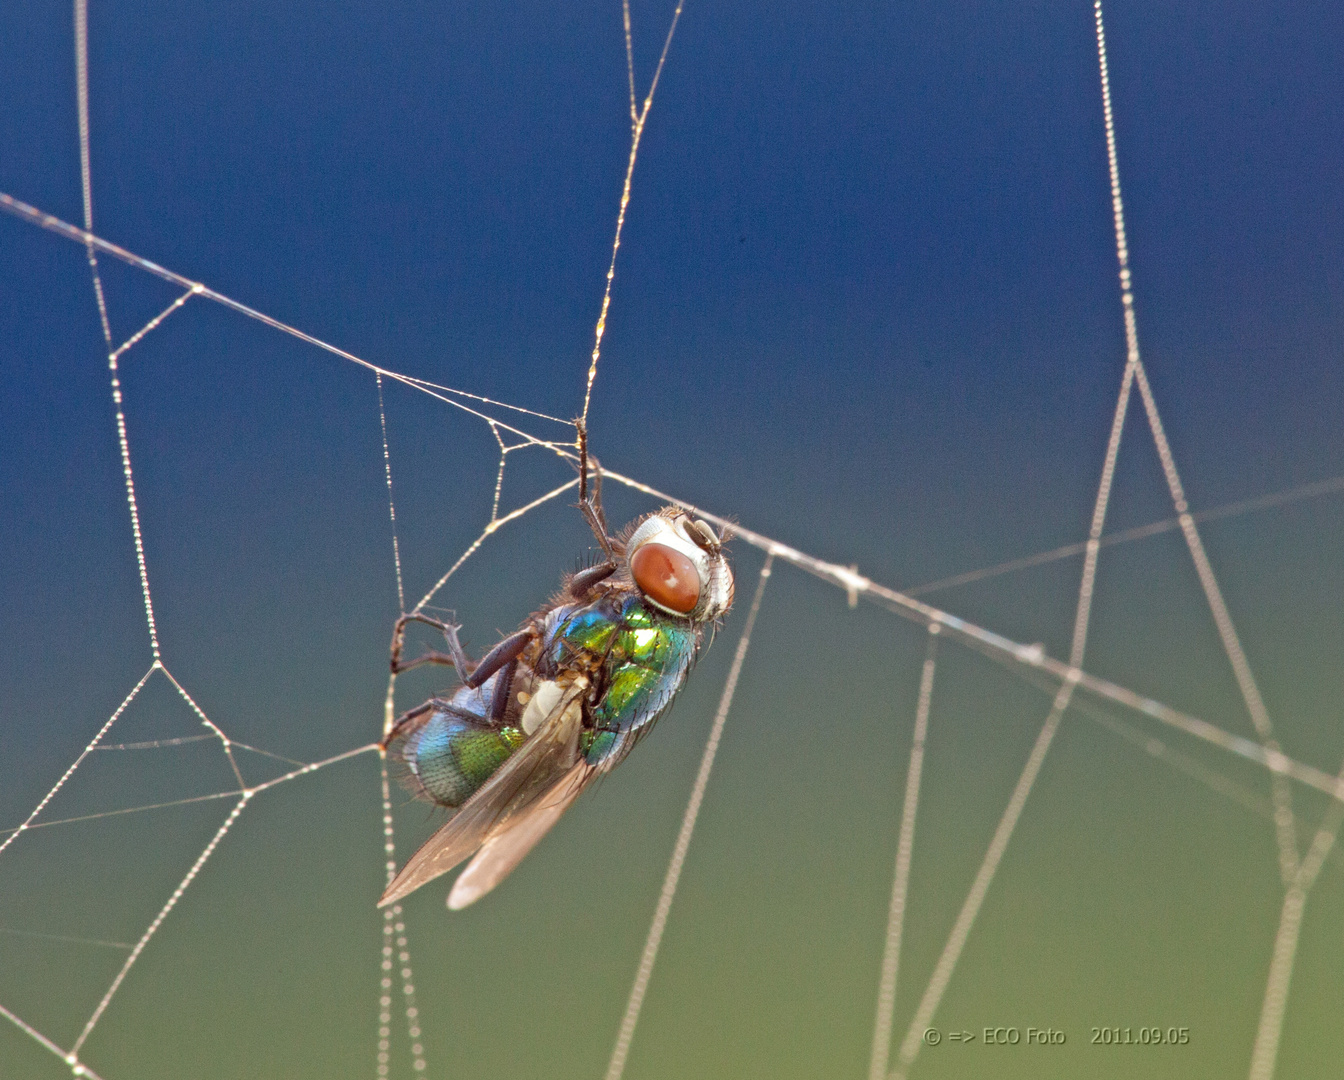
[73,0,110,351]
[1001,649,1344,870]
[159,664,247,791]
[378,758,427,1078]
[1093,4,1298,885]
[891,684,1071,1080]
[376,374,408,615]
[0,927,132,951]
[603,553,773,1080]
[594,468,1340,799]
[0,743,378,841]
[0,1001,107,1080]
[905,471,1344,598]
[1105,12,1303,1074]
[397,373,575,426]
[72,793,252,1053]
[868,626,939,1080]
[407,476,579,617]
[94,734,215,750]
[0,664,155,859]
[108,287,199,364]
[1247,754,1344,1080]
[61,743,379,1057]
[580,0,686,426]
[488,425,509,522]
[890,199,1137,1071]
[1131,357,1300,884]
[73,0,162,663]
[1,791,240,835]
[0,192,576,452]
[622,0,637,122]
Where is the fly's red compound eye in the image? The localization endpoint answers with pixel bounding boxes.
[630,542,701,614]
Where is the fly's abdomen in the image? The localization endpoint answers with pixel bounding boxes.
[388,702,524,808]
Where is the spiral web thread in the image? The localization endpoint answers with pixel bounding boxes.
[0,2,1341,1080]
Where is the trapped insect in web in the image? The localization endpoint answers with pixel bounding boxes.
[380,447,734,910]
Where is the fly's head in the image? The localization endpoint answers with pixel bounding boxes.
[622,508,734,623]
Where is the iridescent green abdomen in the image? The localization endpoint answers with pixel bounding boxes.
[389,688,525,808]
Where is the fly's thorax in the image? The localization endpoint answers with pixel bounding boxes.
[525,581,705,771]
[612,594,696,667]
[580,597,701,767]
[549,600,619,654]
[537,595,621,683]
[540,592,693,677]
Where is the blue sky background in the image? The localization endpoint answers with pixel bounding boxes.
[2,1,1343,1078]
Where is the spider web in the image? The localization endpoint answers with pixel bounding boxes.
[2,2,1342,1079]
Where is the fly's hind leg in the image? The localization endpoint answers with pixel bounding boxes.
[381,698,435,748]
[392,612,534,724]
[390,612,474,682]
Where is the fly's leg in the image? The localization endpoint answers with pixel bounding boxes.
[576,417,622,572]
[381,698,435,748]
[390,612,474,682]
[578,423,610,539]
[488,658,518,724]
[463,628,532,690]
[393,614,533,724]
[569,561,618,598]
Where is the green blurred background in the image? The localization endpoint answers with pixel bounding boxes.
[2,1,1342,1077]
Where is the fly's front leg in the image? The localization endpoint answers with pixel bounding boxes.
[576,418,623,565]
[570,561,618,598]
[390,612,474,683]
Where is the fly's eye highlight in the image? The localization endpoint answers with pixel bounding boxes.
[630,542,701,614]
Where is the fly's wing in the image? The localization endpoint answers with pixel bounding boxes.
[378,680,588,908]
[446,761,591,910]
